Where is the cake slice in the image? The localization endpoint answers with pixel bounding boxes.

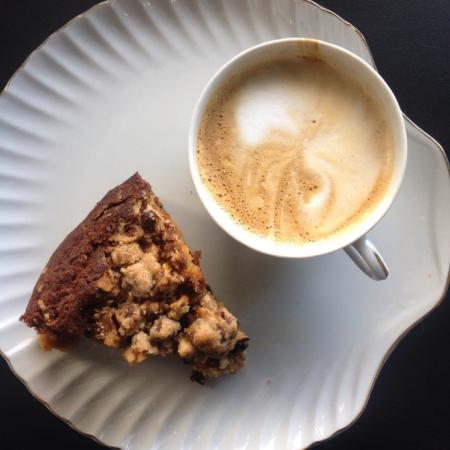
[21,173,248,380]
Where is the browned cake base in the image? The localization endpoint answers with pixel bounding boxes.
[21,173,248,380]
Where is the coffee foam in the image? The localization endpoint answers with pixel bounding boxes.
[197,58,394,244]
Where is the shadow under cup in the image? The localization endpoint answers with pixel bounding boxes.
[188,38,407,261]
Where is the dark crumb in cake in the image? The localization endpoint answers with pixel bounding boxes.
[21,173,248,378]
[190,370,205,385]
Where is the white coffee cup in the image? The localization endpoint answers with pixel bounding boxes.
[188,38,407,280]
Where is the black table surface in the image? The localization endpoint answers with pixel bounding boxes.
[1,1,449,449]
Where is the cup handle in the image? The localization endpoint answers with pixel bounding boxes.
[344,235,388,280]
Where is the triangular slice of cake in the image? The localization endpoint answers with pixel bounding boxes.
[21,173,248,381]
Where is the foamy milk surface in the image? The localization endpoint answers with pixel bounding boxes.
[197,58,394,244]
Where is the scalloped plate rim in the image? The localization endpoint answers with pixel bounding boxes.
[0,1,448,449]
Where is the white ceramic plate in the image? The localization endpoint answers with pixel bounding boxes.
[0,1,449,449]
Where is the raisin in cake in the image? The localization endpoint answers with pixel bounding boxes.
[21,173,248,379]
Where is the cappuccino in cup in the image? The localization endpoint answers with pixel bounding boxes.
[196,56,394,245]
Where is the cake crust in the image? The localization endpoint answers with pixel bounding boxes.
[21,173,248,378]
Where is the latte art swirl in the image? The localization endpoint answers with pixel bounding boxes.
[197,58,394,244]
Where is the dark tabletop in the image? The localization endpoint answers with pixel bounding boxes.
[1,1,449,449]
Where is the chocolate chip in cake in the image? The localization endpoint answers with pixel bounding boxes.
[141,210,157,233]
[190,370,205,385]
[231,338,250,354]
